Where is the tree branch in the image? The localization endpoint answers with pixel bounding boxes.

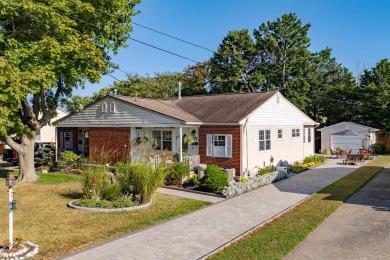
[4,135,22,154]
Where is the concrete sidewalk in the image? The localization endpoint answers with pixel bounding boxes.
[285,165,390,260]
[63,158,360,260]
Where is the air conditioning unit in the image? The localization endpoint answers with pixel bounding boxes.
[276,166,289,174]
[221,168,235,181]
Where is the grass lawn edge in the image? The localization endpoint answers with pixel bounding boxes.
[208,155,390,260]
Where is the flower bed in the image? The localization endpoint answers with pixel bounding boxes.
[0,241,39,259]
[222,171,288,198]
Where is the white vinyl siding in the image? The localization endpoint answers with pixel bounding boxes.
[206,134,232,158]
[58,97,181,127]
[259,130,271,151]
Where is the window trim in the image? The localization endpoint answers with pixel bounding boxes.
[308,128,312,143]
[109,102,115,112]
[292,128,301,138]
[259,129,271,151]
[206,134,232,158]
[277,129,283,140]
[101,102,107,112]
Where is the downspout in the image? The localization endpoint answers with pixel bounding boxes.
[179,126,183,163]
[243,118,249,177]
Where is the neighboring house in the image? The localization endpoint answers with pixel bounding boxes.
[317,122,379,153]
[36,108,69,143]
[56,91,317,177]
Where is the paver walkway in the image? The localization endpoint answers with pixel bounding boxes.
[157,187,225,203]
[285,165,390,260]
[63,158,360,260]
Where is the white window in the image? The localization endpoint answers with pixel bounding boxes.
[206,134,232,158]
[292,128,300,138]
[259,130,271,151]
[303,128,306,143]
[308,128,312,143]
[152,130,172,151]
[277,129,283,140]
[110,102,115,112]
[101,102,107,112]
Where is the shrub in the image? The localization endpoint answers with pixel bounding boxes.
[165,162,191,185]
[184,174,200,186]
[34,145,55,166]
[103,183,121,201]
[322,148,331,155]
[303,154,325,164]
[372,142,386,154]
[82,167,110,200]
[58,151,81,170]
[116,162,166,203]
[258,165,275,176]
[202,165,229,192]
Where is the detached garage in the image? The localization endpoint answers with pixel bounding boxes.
[318,122,379,154]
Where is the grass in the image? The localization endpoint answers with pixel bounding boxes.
[210,155,390,260]
[0,173,211,259]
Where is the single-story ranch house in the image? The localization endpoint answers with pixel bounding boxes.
[56,91,317,177]
[317,122,379,154]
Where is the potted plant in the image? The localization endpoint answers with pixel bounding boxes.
[41,165,50,173]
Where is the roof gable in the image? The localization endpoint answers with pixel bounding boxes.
[318,122,380,132]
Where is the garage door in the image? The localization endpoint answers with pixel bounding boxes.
[332,135,362,151]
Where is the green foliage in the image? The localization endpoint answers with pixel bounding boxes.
[76,195,135,209]
[258,165,276,176]
[165,162,191,185]
[172,152,186,162]
[184,174,200,186]
[303,154,326,164]
[0,0,140,181]
[203,165,229,192]
[116,162,167,203]
[58,151,81,169]
[372,142,386,154]
[82,167,110,200]
[103,183,121,201]
[322,148,331,155]
[34,144,55,166]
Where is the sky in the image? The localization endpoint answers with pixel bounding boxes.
[75,0,390,96]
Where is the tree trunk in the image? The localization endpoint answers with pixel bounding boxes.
[17,134,38,183]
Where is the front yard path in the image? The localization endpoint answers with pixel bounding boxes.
[63,158,360,260]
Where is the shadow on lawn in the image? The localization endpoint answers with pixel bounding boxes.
[60,191,83,200]
[0,168,17,178]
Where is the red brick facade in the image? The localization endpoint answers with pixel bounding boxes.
[199,125,242,175]
[89,127,131,163]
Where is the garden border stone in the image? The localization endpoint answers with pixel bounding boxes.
[163,185,225,198]
[67,199,152,212]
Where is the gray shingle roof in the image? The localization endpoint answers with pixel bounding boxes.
[114,91,278,124]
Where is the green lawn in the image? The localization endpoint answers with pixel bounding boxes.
[210,155,390,260]
[0,172,211,259]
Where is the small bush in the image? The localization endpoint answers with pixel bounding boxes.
[116,162,166,203]
[82,167,110,200]
[184,174,200,186]
[322,148,331,155]
[372,142,386,154]
[303,154,325,164]
[202,165,229,192]
[58,151,81,170]
[258,165,275,176]
[103,183,121,201]
[165,162,190,185]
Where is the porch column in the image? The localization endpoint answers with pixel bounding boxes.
[55,127,58,161]
[179,126,183,162]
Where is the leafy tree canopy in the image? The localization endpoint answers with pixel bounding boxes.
[0,0,140,182]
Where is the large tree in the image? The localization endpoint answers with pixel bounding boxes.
[0,0,140,182]
[358,59,390,132]
[253,13,312,93]
[209,29,263,93]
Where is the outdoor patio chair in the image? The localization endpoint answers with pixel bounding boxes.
[330,149,338,158]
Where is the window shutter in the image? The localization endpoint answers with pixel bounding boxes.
[225,134,232,158]
[206,134,213,156]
